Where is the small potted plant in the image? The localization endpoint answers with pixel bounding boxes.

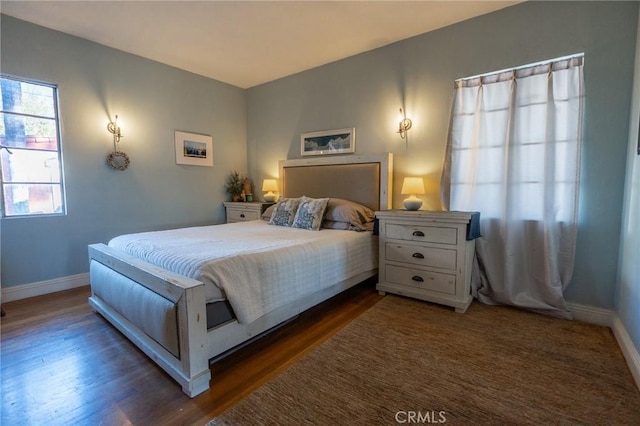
[225,171,243,201]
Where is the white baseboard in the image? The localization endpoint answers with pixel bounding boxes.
[565,303,640,390]
[1,273,89,302]
[567,302,616,327]
[612,317,640,390]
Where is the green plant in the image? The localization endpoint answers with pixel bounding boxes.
[225,171,243,196]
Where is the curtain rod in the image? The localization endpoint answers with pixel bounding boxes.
[456,53,585,83]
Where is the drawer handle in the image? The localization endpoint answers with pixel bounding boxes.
[240,213,245,218]
[412,252,424,259]
[412,275,424,282]
[412,230,425,237]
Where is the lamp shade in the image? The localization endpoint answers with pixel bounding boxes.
[401,177,425,195]
[262,179,278,192]
[262,179,278,202]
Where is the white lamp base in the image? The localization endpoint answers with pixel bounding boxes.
[263,192,277,202]
[403,195,423,211]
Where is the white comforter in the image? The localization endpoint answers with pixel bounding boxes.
[108,221,377,324]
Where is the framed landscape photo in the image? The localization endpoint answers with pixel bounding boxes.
[301,127,355,157]
[175,131,213,167]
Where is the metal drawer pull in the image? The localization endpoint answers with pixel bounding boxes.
[412,252,424,259]
[412,276,424,282]
[240,213,245,218]
[412,230,425,237]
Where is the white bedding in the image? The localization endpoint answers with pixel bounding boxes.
[108,220,377,324]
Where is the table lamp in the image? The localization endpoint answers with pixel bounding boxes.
[262,179,278,202]
[401,177,425,210]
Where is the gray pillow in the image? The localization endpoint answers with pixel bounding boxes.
[321,198,375,231]
[262,204,276,220]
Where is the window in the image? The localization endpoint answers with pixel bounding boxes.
[445,55,584,223]
[0,76,65,217]
[441,54,584,317]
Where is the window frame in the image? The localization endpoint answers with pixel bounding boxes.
[0,74,67,218]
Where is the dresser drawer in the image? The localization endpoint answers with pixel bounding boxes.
[386,223,457,245]
[227,209,260,222]
[385,264,456,295]
[385,242,457,270]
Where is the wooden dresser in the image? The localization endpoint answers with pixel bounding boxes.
[375,210,479,313]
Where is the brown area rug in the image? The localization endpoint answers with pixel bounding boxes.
[208,295,640,425]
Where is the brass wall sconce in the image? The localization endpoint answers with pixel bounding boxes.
[398,108,413,139]
[106,114,130,170]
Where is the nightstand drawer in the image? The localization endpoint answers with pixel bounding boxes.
[386,223,457,245]
[227,209,260,222]
[385,265,456,295]
[385,242,457,270]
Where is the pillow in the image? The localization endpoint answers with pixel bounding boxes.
[292,196,330,231]
[321,198,375,231]
[261,204,276,221]
[320,220,351,231]
[269,198,301,227]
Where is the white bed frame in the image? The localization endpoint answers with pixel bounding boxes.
[88,153,392,397]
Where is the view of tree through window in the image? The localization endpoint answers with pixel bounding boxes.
[0,76,65,216]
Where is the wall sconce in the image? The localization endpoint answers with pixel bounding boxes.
[401,177,425,211]
[107,115,122,144]
[262,179,279,202]
[106,114,130,171]
[398,108,413,139]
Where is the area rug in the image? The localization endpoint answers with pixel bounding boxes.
[208,295,640,425]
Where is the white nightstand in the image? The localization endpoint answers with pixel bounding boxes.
[375,210,479,313]
[223,202,274,223]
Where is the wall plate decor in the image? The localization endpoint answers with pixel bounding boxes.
[107,151,130,171]
[175,131,213,166]
[301,127,355,156]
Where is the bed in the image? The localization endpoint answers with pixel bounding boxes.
[88,153,393,397]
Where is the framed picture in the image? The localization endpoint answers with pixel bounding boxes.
[175,131,213,167]
[301,127,355,157]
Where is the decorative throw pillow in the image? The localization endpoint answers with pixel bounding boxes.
[269,198,301,227]
[292,196,330,231]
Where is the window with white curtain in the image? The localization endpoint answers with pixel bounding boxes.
[447,56,584,223]
[441,54,584,318]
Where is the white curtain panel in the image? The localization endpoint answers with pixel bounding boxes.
[441,56,584,318]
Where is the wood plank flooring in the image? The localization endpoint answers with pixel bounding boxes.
[1,279,382,426]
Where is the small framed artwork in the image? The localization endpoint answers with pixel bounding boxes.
[301,127,355,157]
[175,131,213,167]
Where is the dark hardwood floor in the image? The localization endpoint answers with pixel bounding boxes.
[1,279,382,426]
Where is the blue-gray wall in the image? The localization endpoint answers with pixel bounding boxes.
[2,1,639,319]
[0,15,247,287]
[617,8,640,375]
[246,1,638,310]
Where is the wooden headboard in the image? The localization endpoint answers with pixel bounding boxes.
[278,153,393,211]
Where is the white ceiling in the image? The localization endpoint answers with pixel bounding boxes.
[1,1,521,89]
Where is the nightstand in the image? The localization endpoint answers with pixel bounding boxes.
[223,202,274,223]
[375,210,479,313]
